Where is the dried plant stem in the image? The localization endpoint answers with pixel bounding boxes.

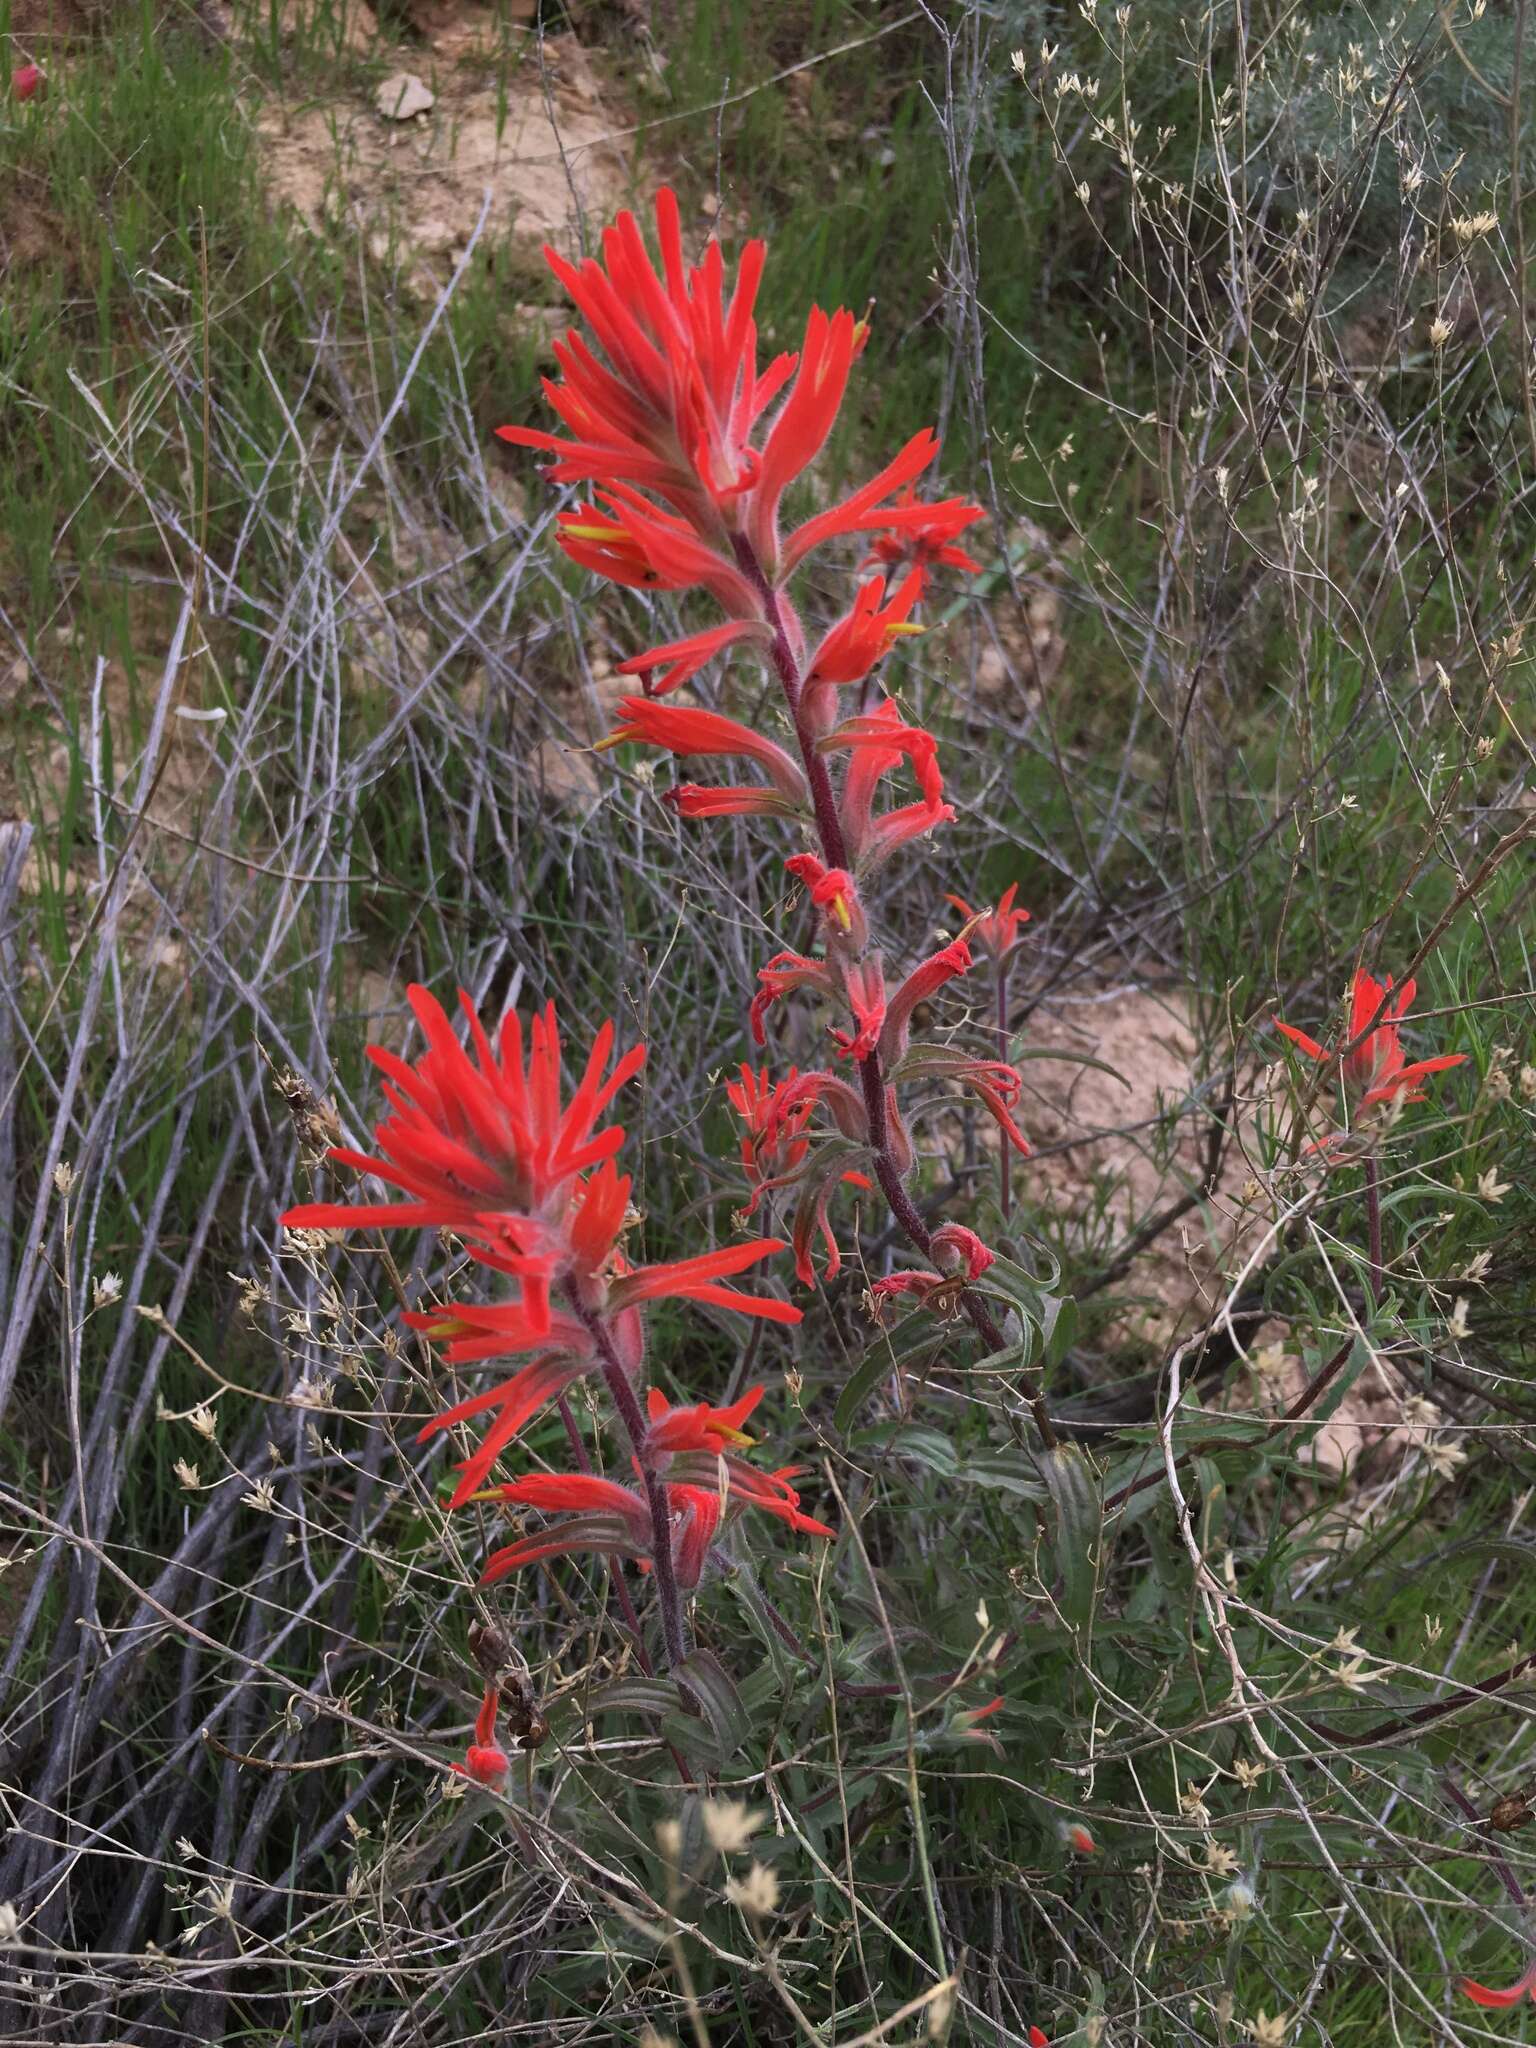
[564,1287,690,1671]
[1362,1153,1384,1308]
[733,536,1058,1449]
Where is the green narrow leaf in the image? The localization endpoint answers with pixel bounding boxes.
[1042,1443,1103,1629]
[676,1647,750,1762]
[835,1342,897,1436]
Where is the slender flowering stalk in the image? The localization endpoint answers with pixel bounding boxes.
[283,987,824,1682]
[501,188,1059,1447]
[1275,966,1465,1309]
[948,886,1031,1216]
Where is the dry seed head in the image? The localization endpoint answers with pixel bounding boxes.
[725,1862,780,1916]
[702,1799,764,1854]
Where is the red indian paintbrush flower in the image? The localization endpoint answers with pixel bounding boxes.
[822,701,954,867]
[11,63,43,99]
[282,986,644,1325]
[1275,968,1465,1115]
[1462,1958,1536,2007]
[451,1684,510,1786]
[617,619,770,698]
[946,884,1031,961]
[498,189,973,589]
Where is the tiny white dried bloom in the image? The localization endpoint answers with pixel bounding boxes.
[1226,1879,1257,1920]
[1425,1613,1444,1643]
[1251,2013,1288,2048]
[1460,1249,1493,1285]
[1329,1626,1361,1654]
[1076,180,1092,203]
[1010,48,1028,77]
[724,1862,780,1916]
[93,1272,123,1308]
[1448,1297,1471,1340]
[1231,1758,1266,1789]
[1429,315,1453,346]
[189,1404,218,1441]
[1334,1655,1374,1692]
[1204,1841,1240,1875]
[0,1902,18,1947]
[1452,211,1498,242]
[1426,1436,1468,1480]
[176,1839,198,1861]
[1215,466,1231,504]
[53,1161,76,1196]
[1403,1393,1441,1433]
[199,1878,236,1920]
[290,1374,333,1410]
[703,1799,764,1854]
[244,1479,278,1514]
[173,1460,201,1491]
[1477,1168,1512,1204]
[1519,1064,1536,1101]
[975,1597,990,1629]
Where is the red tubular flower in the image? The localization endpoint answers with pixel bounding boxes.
[665,782,802,820]
[750,950,837,1046]
[641,1384,764,1460]
[863,485,985,587]
[1029,2027,1050,2048]
[821,701,954,867]
[870,1226,995,1321]
[415,1333,593,1509]
[785,852,868,950]
[745,304,863,566]
[878,939,974,1062]
[946,884,1031,961]
[451,1684,510,1785]
[781,428,951,575]
[607,1237,803,1324]
[1275,968,1466,1113]
[602,695,808,803]
[895,1043,1031,1153]
[558,489,761,616]
[1062,1822,1097,1856]
[617,619,771,697]
[11,63,42,99]
[806,571,926,692]
[1462,1959,1536,2007]
[833,956,888,1062]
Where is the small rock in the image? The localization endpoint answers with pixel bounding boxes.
[375,71,434,122]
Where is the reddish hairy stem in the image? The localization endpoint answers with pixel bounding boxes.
[732,536,1057,1450]
[563,1288,690,1672]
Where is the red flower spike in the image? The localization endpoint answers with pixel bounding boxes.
[1029,2027,1050,2048]
[870,1225,995,1321]
[617,619,771,698]
[1063,1822,1096,1856]
[879,939,974,1063]
[1275,968,1466,1115]
[602,695,808,804]
[1461,1960,1536,2008]
[785,852,868,951]
[11,63,43,99]
[946,884,1031,962]
[282,988,644,1327]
